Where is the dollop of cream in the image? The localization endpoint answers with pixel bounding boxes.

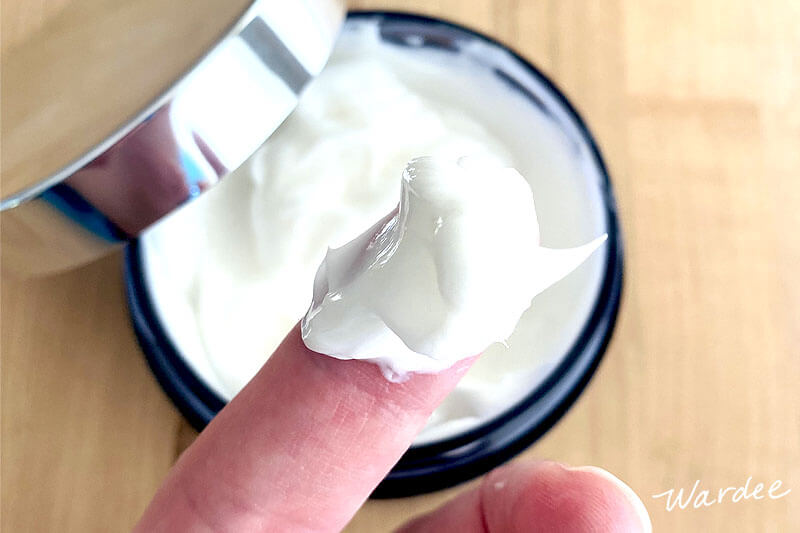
[301,156,606,381]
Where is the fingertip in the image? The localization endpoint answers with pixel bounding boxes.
[481,461,652,533]
[563,465,652,533]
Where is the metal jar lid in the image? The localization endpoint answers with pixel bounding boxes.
[0,0,344,275]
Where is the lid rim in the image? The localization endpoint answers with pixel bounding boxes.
[1,0,345,210]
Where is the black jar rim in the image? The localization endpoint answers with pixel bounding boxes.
[124,10,624,499]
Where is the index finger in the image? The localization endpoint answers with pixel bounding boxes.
[135,324,476,532]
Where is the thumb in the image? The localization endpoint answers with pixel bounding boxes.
[396,461,652,533]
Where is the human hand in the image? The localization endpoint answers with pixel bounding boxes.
[135,324,651,532]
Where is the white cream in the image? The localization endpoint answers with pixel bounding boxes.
[302,156,605,381]
[142,20,609,443]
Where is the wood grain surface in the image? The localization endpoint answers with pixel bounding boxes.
[2,0,799,531]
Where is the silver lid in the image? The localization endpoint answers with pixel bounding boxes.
[1,0,344,275]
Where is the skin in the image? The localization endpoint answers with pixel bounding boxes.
[135,325,651,532]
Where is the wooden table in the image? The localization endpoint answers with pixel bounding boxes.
[3,1,799,531]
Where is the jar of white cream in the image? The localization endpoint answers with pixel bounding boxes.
[125,12,623,497]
